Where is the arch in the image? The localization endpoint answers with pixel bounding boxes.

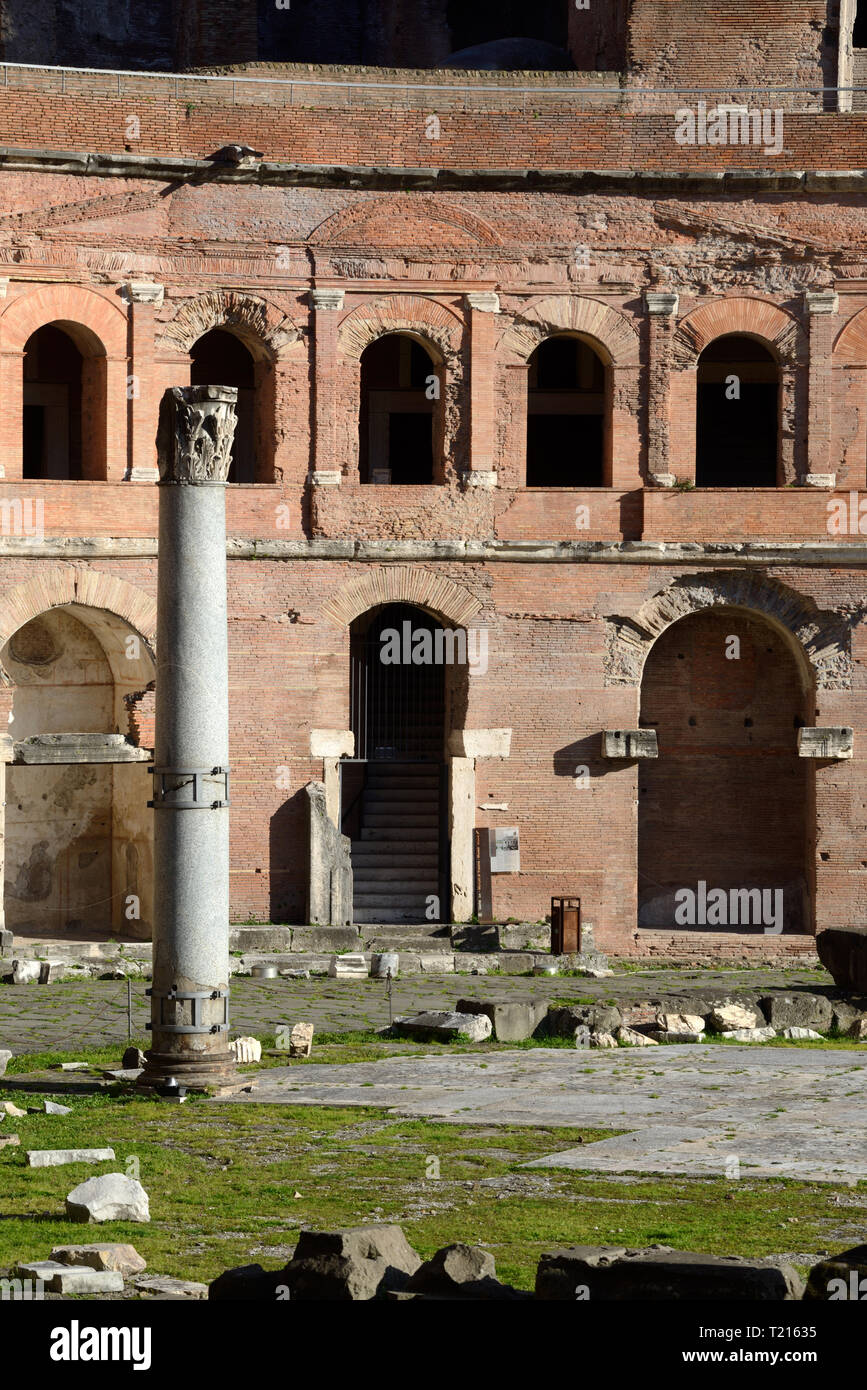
[338,295,464,362]
[309,196,503,250]
[604,572,852,691]
[158,290,301,359]
[321,566,483,630]
[0,283,126,358]
[0,568,156,685]
[833,304,867,364]
[672,297,806,370]
[501,295,640,368]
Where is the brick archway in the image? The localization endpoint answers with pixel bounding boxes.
[0,283,128,481]
[321,565,483,629]
[604,572,851,691]
[338,295,463,362]
[501,294,640,368]
[672,297,806,369]
[0,568,156,685]
[158,289,301,360]
[309,196,503,251]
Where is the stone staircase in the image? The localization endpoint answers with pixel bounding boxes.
[351,763,442,924]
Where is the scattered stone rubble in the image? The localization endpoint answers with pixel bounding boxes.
[66,1174,150,1224]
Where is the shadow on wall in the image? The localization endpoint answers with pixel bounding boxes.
[269,788,307,923]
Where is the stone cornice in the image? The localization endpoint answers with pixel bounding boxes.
[4,537,867,567]
[0,145,864,196]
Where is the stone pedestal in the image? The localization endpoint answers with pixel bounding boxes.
[138,386,238,1091]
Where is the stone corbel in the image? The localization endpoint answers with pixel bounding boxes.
[310,730,355,826]
[310,469,342,486]
[645,290,679,317]
[805,289,839,316]
[464,292,500,314]
[797,727,853,759]
[122,280,165,307]
[602,729,659,759]
[309,289,345,311]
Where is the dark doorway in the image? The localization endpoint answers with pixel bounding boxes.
[23,325,83,479]
[190,328,256,483]
[696,335,779,486]
[359,334,436,484]
[347,603,449,925]
[637,609,811,935]
[447,0,567,52]
[527,334,606,485]
[856,1,867,47]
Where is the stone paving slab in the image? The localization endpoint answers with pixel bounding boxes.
[0,967,833,1052]
[211,1045,867,1183]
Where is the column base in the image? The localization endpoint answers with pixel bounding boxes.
[137,1045,238,1093]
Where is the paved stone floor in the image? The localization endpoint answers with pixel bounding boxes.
[0,965,832,1052]
[217,1046,867,1183]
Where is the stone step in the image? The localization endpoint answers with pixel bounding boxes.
[353,908,437,924]
[359,826,439,842]
[362,813,439,828]
[365,773,441,787]
[352,865,439,883]
[361,788,441,803]
[354,891,435,906]
[354,883,439,899]
[351,847,439,863]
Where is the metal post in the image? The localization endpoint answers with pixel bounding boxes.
[138,386,238,1091]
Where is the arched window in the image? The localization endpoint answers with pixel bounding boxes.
[446,0,568,55]
[526,334,606,485]
[359,334,438,484]
[855,1,867,47]
[23,325,85,479]
[695,335,780,486]
[190,328,256,483]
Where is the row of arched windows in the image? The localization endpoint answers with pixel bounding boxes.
[21,317,780,487]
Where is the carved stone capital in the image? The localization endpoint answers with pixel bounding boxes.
[645,290,679,318]
[309,289,345,311]
[805,289,838,316]
[465,292,500,313]
[122,280,165,307]
[156,386,238,485]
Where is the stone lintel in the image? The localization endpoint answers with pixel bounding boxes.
[449,728,512,759]
[602,729,659,759]
[805,473,836,488]
[14,733,152,765]
[797,727,853,759]
[310,729,355,758]
[310,469,342,486]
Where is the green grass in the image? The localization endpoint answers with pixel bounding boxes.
[0,1081,857,1292]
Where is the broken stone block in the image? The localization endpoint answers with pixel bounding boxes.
[132,1273,207,1299]
[39,960,65,983]
[590,1031,618,1049]
[708,1002,760,1032]
[759,993,833,1032]
[779,1026,823,1040]
[656,1012,706,1034]
[573,1025,591,1049]
[392,1011,492,1043]
[28,1148,116,1167]
[66,1173,150,1224]
[455,996,548,1042]
[276,1022,314,1057]
[797,726,853,759]
[284,1225,421,1301]
[648,1029,705,1044]
[545,1003,622,1038]
[0,1049,11,1077]
[720,1026,776,1042]
[1,1101,27,1117]
[817,926,867,993]
[328,953,369,979]
[44,1100,72,1115]
[208,1263,286,1300]
[848,1017,867,1041]
[0,1133,20,1149]
[122,1046,147,1069]
[804,1244,867,1300]
[601,729,658,759]
[615,1026,658,1047]
[51,1243,146,1276]
[0,928,12,954]
[535,1246,803,1300]
[406,1243,500,1297]
[11,959,41,984]
[229,1036,262,1064]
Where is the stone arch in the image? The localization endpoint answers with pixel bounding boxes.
[672,297,806,370]
[309,196,503,250]
[604,572,853,691]
[158,289,301,360]
[338,295,464,362]
[501,295,640,368]
[833,305,867,364]
[321,566,483,629]
[0,568,156,684]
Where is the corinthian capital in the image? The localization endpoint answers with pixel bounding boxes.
[156,386,238,484]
